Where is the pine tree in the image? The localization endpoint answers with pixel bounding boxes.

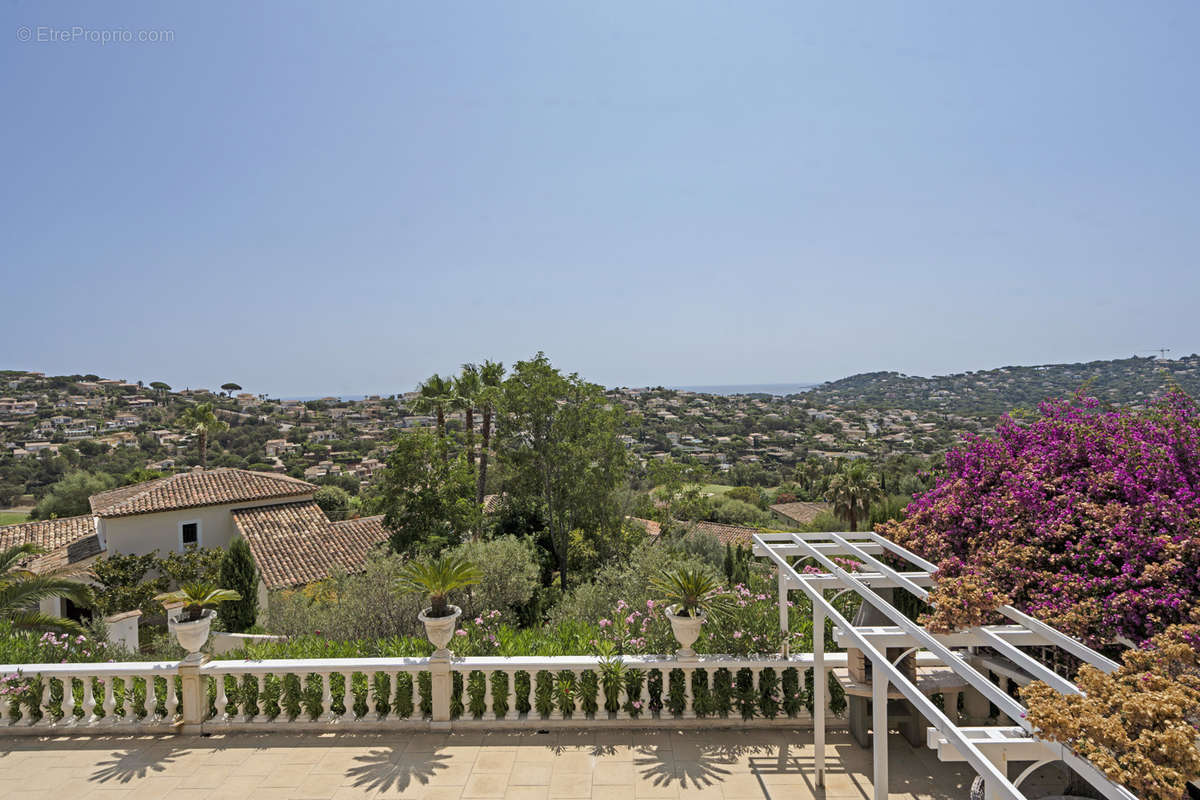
[218,537,259,632]
[723,543,735,583]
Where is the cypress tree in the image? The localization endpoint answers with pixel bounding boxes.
[218,537,259,632]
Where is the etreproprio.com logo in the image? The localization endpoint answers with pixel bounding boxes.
[16,25,175,44]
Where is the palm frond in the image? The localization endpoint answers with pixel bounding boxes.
[0,542,44,575]
[0,574,93,612]
[6,609,87,636]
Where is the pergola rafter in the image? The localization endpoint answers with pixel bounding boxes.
[752,531,1138,800]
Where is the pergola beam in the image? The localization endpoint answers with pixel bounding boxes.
[835,624,1051,649]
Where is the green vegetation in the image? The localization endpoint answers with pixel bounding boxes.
[0,511,29,525]
[32,470,115,520]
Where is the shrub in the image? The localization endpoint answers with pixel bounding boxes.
[91,552,168,618]
[709,498,770,526]
[32,471,115,520]
[1022,621,1200,800]
[445,536,539,621]
[879,390,1200,644]
[314,486,352,521]
[159,546,223,587]
[266,553,425,640]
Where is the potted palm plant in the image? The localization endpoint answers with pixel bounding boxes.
[157,582,241,657]
[395,554,482,657]
[651,566,733,658]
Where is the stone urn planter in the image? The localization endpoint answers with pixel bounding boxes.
[169,609,215,659]
[665,605,705,658]
[419,605,462,658]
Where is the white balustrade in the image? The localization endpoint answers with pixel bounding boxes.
[0,663,177,733]
[0,652,844,736]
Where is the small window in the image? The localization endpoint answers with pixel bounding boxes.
[180,521,200,549]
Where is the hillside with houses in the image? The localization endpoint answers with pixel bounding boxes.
[1,356,1195,515]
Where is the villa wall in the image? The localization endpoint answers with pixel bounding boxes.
[101,494,313,557]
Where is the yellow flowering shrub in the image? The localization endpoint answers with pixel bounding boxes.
[1021,622,1200,800]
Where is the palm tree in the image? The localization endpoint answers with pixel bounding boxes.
[0,543,95,636]
[155,581,241,623]
[411,374,456,442]
[177,402,229,468]
[454,365,482,470]
[394,554,482,618]
[475,360,505,507]
[824,460,884,532]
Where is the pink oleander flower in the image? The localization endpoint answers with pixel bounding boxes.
[599,619,611,628]
[455,629,467,637]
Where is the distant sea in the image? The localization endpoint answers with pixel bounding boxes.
[280,394,372,402]
[671,383,818,396]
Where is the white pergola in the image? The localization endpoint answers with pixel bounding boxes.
[752,531,1137,800]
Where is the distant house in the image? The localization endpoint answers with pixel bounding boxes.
[632,517,765,549]
[0,467,389,620]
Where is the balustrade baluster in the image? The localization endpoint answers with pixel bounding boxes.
[481,670,494,720]
[143,674,158,722]
[615,681,630,721]
[80,677,96,724]
[682,668,695,719]
[319,672,335,721]
[165,676,179,722]
[210,674,226,722]
[101,676,117,724]
[252,674,266,722]
[60,676,75,725]
[597,674,609,721]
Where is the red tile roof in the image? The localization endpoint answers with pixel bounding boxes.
[232,501,390,589]
[89,468,316,518]
[0,514,95,553]
[0,515,100,573]
[632,517,766,548]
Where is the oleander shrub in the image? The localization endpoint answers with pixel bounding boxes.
[879,389,1200,644]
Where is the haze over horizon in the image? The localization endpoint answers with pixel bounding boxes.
[3,351,1191,400]
[3,2,1197,397]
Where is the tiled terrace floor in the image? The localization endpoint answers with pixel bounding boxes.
[0,728,974,800]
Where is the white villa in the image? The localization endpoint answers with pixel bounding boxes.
[0,467,389,618]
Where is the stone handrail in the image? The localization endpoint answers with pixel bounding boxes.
[0,652,848,735]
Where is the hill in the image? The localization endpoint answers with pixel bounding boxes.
[802,355,1200,418]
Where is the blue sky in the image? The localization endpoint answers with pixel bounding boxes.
[2,2,1197,396]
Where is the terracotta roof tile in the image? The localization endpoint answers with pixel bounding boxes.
[0,514,95,553]
[233,501,389,589]
[632,517,764,547]
[90,468,316,518]
[30,534,103,572]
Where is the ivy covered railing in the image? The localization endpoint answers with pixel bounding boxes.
[0,652,848,734]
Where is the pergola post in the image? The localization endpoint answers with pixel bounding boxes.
[872,656,888,800]
[813,595,825,786]
[778,570,790,657]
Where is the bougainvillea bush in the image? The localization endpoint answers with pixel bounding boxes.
[878,389,1200,645]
